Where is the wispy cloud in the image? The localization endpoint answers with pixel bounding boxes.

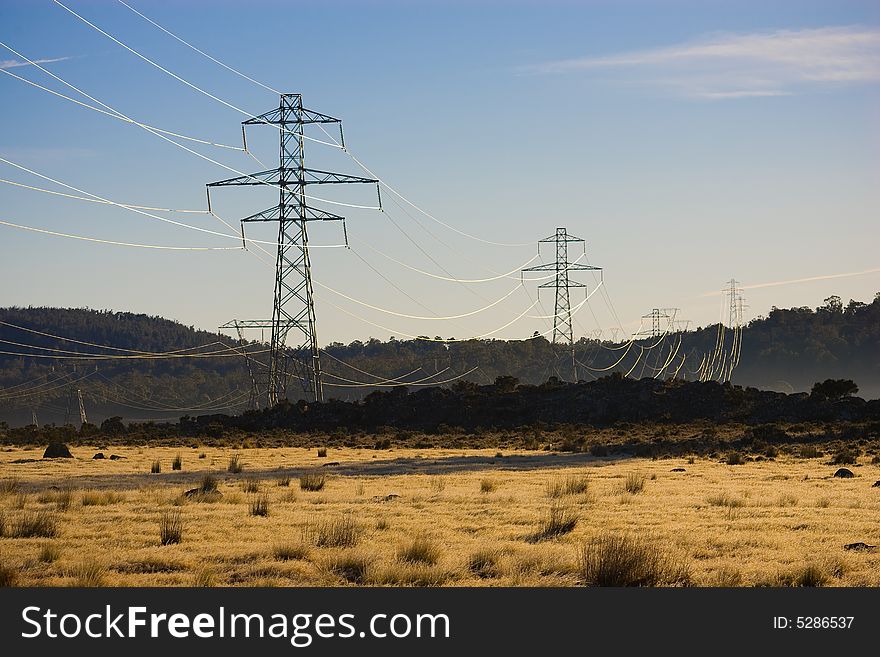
[0,56,72,70]
[530,26,880,98]
[701,267,880,296]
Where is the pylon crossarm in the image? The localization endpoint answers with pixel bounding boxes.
[207,167,279,187]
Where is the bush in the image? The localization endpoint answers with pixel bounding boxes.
[579,533,691,587]
[227,455,243,474]
[11,511,58,538]
[531,503,578,542]
[726,452,745,466]
[159,511,183,545]
[811,379,858,401]
[300,472,326,492]
[312,515,361,548]
[150,460,161,474]
[624,472,646,494]
[317,447,328,458]
[799,445,823,459]
[172,454,182,471]
[831,448,858,465]
[480,478,496,494]
[397,536,441,565]
[249,493,269,517]
[467,550,500,578]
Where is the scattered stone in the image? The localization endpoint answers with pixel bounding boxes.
[843,542,877,552]
[670,467,686,472]
[372,494,400,502]
[184,487,222,501]
[833,468,855,478]
[322,461,340,467]
[43,442,73,459]
[93,453,105,460]
[872,480,880,488]
[109,454,126,460]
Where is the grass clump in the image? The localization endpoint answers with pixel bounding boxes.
[172,454,182,471]
[579,533,691,587]
[480,478,497,494]
[273,543,310,561]
[150,460,161,474]
[311,515,362,548]
[10,511,58,538]
[227,455,243,473]
[277,475,291,487]
[397,536,442,565]
[0,563,15,587]
[38,542,61,563]
[192,568,217,587]
[241,479,260,494]
[0,478,19,495]
[69,562,105,587]
[706,492,745,508]
[547,475,589,498]
[55,486,73,512]
[81,490,124,506]
[326,551,372,584]
[779,564,828,587]
[726,452,745,466]
[300,472,326,492]
[159,510,183,545]
[624,472,646,494]
[530,503,578,542]
[249,493,270,517]
[467,550,501,578]
[317,447,328,458]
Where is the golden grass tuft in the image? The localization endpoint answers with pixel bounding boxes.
[530,503,578,542]
[309,515,361,548]
[69,561,105,587]
[159,510,183,545]
[10,511,58,538]
[300,472,326,492]
[479,478,497,494]
[397,536,442,565]
[547,475,589,498]
[579,533,691,587]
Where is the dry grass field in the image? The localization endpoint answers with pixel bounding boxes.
[1,443,878,587]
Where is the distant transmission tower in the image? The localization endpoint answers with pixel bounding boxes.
[641,308,672,338]
[522,228,602,380]
[208,94,380,406]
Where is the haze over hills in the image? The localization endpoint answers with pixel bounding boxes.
[0,292,878,427]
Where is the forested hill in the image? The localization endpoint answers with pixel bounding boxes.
[0,293,878,427]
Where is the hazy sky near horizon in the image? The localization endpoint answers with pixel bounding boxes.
[0,0,878,345]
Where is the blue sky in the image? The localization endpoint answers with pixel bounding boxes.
[0,0,878,345]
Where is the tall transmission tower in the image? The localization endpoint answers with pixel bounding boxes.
[77,388,88,425]
[208,94,380,406]
[522,228,602,346]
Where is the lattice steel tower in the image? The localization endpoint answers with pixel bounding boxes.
[522,228,601,345]
[208,94,379,406]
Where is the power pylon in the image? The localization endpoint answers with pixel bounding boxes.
[77,389,88,425]
[522,228,602,381]
[219,319,262,411]
[641,309,672,338]
[207,94,380,406]
[522,228,602,346]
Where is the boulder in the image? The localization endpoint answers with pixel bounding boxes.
[670,467,686,472]
[843,542,877,552]
[93,453,105,460]
[43,442,73,459]
[872,480,880,488]
[833,468,855,478]
[109,454,126,460]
